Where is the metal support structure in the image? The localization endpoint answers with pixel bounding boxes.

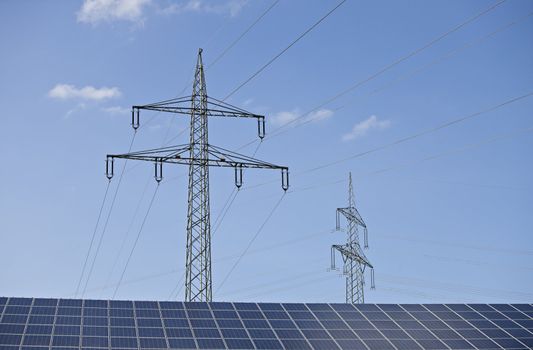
[106,49,288,302]
[331,172,374,304]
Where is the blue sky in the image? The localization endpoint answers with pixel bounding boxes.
[0,0,532,304]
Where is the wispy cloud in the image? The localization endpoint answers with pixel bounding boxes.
[64,103,87,119]
[270,108,334,127]
[48,84,121,101]
[160,0,247,17]
[77,0,151,24]
[342,115,391,142]
[308,109,334,123]
[271,109,299,126]
[102,106,130,115]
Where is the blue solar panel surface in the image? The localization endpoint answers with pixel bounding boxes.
[0,297,531,349]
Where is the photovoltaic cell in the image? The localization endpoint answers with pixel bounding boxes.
[1,298,532,349]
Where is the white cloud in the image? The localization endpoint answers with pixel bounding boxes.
[342,115,391,142]
[271,108,334,127]
[64,103,87,119]
[161,0,247,17]
[307,109,334,122]
[77,0,151,24]
[48,84,121,101]
[271,109,299,126]
[102,106,130,115]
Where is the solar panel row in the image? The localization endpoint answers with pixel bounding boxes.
[0,297,531,349]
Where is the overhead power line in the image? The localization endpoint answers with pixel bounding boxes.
[162,0,348,199]
[302,91,532,174]
[234,0,508,151]
[112,183,160,299]
[274,0,507,133]
[172,0,281,102]
[368,125,533,177]
[99,174,152,298]
[79,132,137,298]
[223,0,347,100]
[381,232,533,257]
[138,1,279,132]
[167,140,263,300]
[110,2,281,297]
[84,125,532,299]
[208,0,281,69]
[74,180,111,297]
[236,125,532,208]
[263,10,533,143]
[381,273,533,301]
[80,228,332,297]
[215,192,287,295]
[79,0,283,299]
[245,90,533,190]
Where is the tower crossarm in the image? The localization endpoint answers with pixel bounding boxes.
[336,207,366,228]
[332,244,373,269]
[132,96,266,138]
[107,144,289,189]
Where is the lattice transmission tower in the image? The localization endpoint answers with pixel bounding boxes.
[105,49,289,302]
[331,172,374,304]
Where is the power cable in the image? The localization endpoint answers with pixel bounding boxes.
[208,0,280,69]
[184,124,533,299]
[367,126,533,176]
[136,0,281,197]
[112,183,160,299]
[245,91,533,190]
[272,0,507,133]
[223,0,347,101]
[236,274,338,302]
[165,0,338,191]
[380,233,533,257]
[168,141,262,300]
[270,10,533,137]
[74,180,111,297]
[380,273,533,300]
[98,174,152,298]
[422,253,533,273]
[235,0,508,150]
[211,141,263,233]
[80,132,137,298]
[377,285,458,303]
[162,1,513,300]
[212,189,240,235]
[108,121,189,299]
[80,1,278,298]
[302,91,532,174]
[215,192,286,294]
[218,262,327,298]
[170,0,280,103]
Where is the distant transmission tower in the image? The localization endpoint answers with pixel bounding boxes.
[331,172,374,304]
[106,49,289,302]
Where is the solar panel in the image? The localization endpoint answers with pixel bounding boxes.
[0,298,531,349]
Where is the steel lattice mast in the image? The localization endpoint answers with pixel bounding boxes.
[186,49,211,302]
[331,172,374,304]
[105,49,289,302]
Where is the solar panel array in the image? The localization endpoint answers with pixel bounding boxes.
[0,297,532,350]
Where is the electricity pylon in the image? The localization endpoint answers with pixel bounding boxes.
[331,172,374,304]
[106,49,289,302]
